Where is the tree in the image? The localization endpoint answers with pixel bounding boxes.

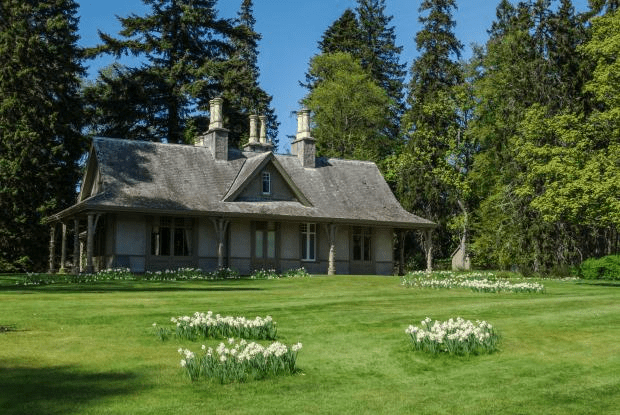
[0,0,86,271]
[466,0,614,271]
[394,0,466,262]
[356,0,406,140]
[318,9,363,56]
[302,52,391,163]
[221,0,278,148]
[86,0,276,148]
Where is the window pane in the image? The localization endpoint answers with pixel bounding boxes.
[267,230,276,258]
[363,234,371,261]
[255,231,264,258]
[302,233,308,260]
[174,228,188,256]
[262,172,270,194]
[160,226,170,256]
[353,234,362,261]
[309,233,315,260]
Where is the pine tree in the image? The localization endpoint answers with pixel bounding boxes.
[0,0,86,271]
[86,0,276,148]
[356,0,406,139]
[318,9,363,56]
[394,0,465,261]
[221,0,278,148]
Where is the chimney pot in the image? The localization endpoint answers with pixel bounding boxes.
[249,114,258,143]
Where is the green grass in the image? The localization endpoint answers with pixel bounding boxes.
[0,275,619,414]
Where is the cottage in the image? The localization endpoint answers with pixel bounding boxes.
[47,99,435,275]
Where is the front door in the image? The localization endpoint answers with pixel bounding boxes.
[252,221,280,271]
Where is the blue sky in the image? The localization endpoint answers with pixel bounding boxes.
[76,0,590,151]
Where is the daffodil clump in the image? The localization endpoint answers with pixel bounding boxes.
[162,311,277,341]
[249,267,310,279]
[178,338,303,383]
[143,267,240,281]
[401,271,545,293]
[406,317,499,356]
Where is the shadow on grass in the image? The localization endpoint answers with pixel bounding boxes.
[0,363,145,415]
[577,281,620,288]
[0,284,263,294]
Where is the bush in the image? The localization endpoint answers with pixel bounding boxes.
[579,255,620,280]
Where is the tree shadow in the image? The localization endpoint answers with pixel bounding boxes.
[578,281,620,288]
[0,362,146,415]
[0,284,263,294]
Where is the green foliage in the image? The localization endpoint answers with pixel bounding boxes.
[303,52,392,163]
[395,0,469,260]
[579,255,620,280]
[0,0,86,272]
[84,0,277,147]
[306,1,405,143]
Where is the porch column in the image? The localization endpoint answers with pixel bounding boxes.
[211,218,230,269]
[325,224,337,275]
[59,223,67,274]
[86,213,95,273]
[423,229,433,273]
[73,218,80,274]
[48,224,56,274]
[398,230,407,276]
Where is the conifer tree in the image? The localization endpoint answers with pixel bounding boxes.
[0,0,86,271]
[221,0,278,148]
[356,0,406,139]
[86,0,276,148]
[394,0,465,260]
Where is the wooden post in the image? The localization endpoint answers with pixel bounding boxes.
[325,224,337,275]
[48,224,56,274]
[211,218,229,269]
[86,214,94,273]
[59,223,67,274]
[73,218,80,274]
[424,229,433,273]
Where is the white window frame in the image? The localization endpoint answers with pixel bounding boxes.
[262,171,271,195]
[301,223,316,261]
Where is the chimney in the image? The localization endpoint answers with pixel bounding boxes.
[243,113,274,153]
[291,109,315,168]
[199,97,228,161]
[249,114,259,143]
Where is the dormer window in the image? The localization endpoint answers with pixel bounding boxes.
[262,171,271,194]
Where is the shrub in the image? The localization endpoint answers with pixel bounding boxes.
[579,255,620,280]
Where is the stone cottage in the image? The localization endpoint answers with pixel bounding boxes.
[47,98,435,275]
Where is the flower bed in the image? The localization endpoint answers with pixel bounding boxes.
[250,267,310,280]
[401,271,545,293]
[157,311,277,341]
[406,317,499,356]
[179,338,302,383]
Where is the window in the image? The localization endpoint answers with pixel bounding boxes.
[352,227,371,262]
[254,221,277,259]
[151,217,192,256]
[262,171,271,194]
[301,223,316,261]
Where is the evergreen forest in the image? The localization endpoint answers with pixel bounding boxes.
[1,0,618,273]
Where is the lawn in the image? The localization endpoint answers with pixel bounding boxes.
[0,275,618,414]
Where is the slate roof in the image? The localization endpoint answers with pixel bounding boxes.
[51,137,435,229]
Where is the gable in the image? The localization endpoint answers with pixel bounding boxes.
[78,147,102,202]
[223,152,312,206]
[235,162,299,202]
